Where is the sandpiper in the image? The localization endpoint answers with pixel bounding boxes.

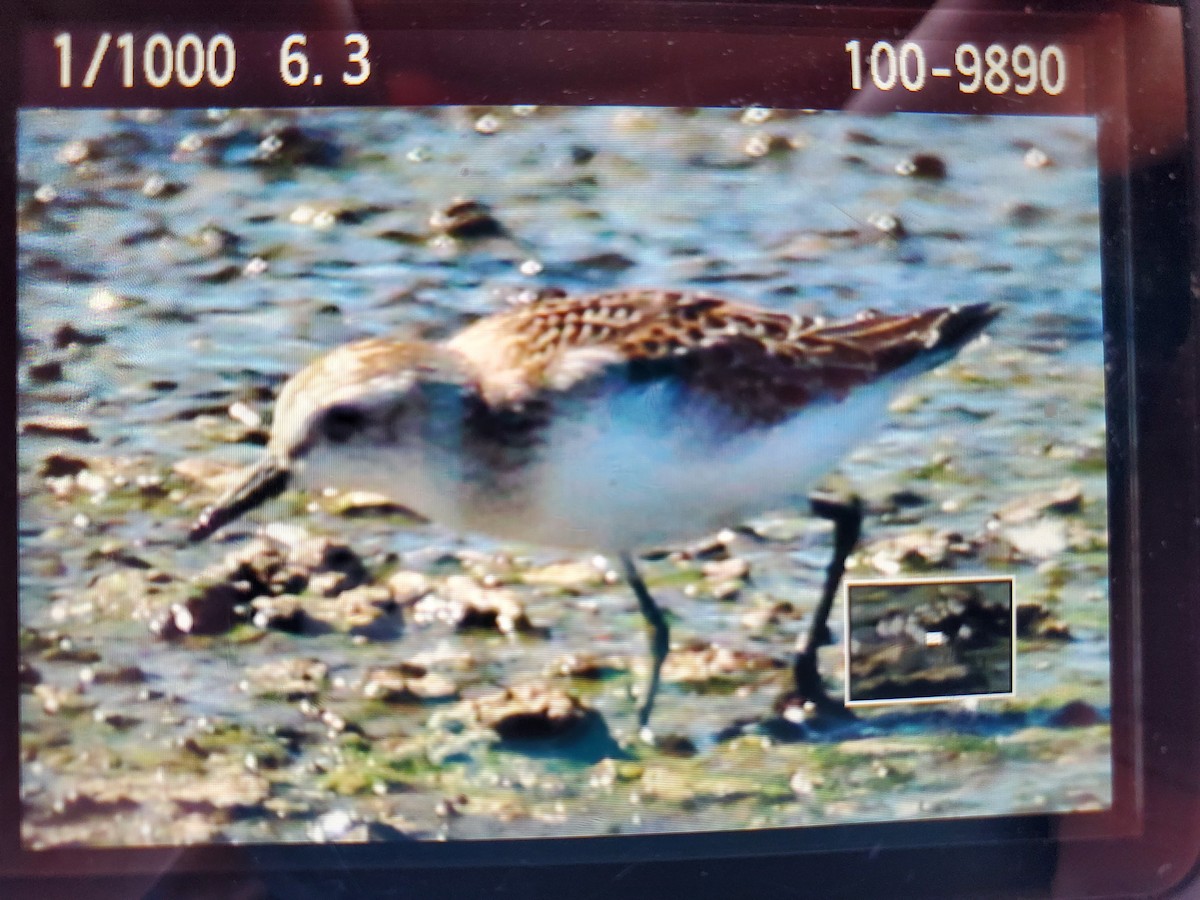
[189,289,998,734]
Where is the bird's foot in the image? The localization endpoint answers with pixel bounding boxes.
[789,651,855,720]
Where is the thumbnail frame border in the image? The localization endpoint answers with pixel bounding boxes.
[842,574,1019,707]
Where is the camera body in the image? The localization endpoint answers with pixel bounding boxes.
[2,1,1198,897]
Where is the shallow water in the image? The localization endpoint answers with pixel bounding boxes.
[17,106,1110,846]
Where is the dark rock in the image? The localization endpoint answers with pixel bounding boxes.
[120,222,173,246]
[250,123,342,168]
[195,264,241,285]
[678,535,732,561]
[44,792,139,823]
[844,130,881,145]
[42,642,101,664]
[1007,202,1049,226]
[895,153,947,179]
[1016,602,1072,641]
[290,537,368,589]
[569,145,596,165]
[18,661,41,687]
[250,595,309,632]
[93,710,141,730]
[151,583,243,639]
[28,256,97,284]
[52,323,105,349]
[38,451,88,478]
[85,543,153,569]
[572,251,636,272]
[21,417,98,443]
[713,718,757,742]
[685,152,756,171]
[363,822,414,841]
[656,734,698,758]
[85,665,147,685]
[28,360,65,382]
[375,228,424,244]
[888,488,930,508]
[1049,700,1102,728]
[429,199,505,239]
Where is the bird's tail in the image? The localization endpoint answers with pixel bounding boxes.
[817,303,1000,376]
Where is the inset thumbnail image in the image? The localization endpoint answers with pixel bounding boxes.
[845,577,1016,704]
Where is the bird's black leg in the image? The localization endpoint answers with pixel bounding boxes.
[620,552,669,739]
[791,493,863,717]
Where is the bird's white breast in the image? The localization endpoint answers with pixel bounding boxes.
[477,377,899,552]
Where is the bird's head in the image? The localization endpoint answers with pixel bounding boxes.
[189,339,466,542]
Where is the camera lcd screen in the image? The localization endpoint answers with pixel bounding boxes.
[16,97,1113,847]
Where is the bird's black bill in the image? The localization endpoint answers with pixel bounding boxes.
[188,458,291,542]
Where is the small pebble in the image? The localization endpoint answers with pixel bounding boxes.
[56,139,98,166]
[743,133,794,159]
[867,212,906,239]
[474,114,502,135]
[311,809,356,842]
[1024,147,1053,168]
[741,106,773,125]
[142,174,184,198]
[228,401,262,429]
[88,288,138,312]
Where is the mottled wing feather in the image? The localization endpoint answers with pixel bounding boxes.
[447,290,995,426]
[450,290,729,401]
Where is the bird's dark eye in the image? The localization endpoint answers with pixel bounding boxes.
[320,405,366,443]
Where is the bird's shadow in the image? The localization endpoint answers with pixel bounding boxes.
[476,700,1105,765]
[752,699,1109,745]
